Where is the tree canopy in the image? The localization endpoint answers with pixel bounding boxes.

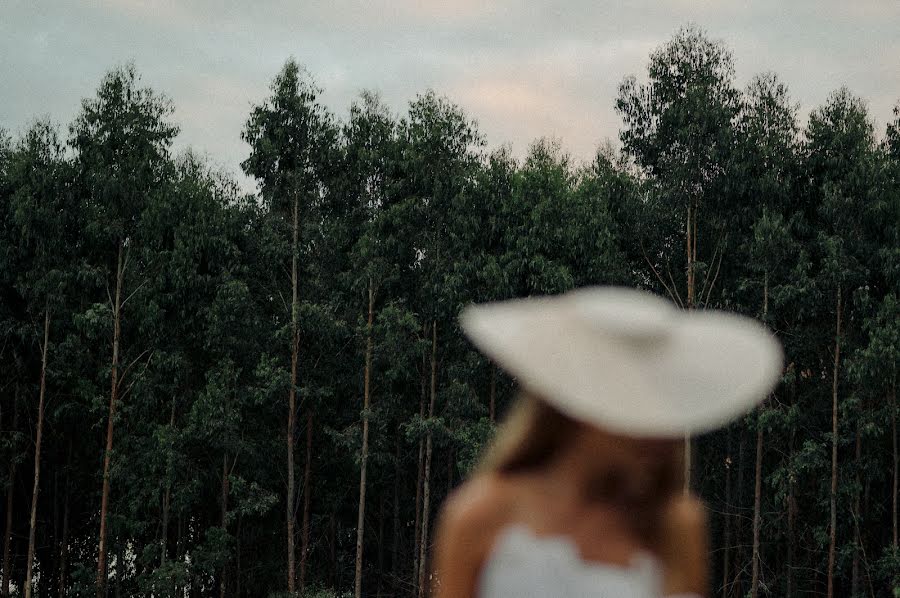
[1,28,899,598]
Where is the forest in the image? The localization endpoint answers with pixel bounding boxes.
[1,26,898,598]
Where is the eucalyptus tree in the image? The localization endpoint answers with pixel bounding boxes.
[617,26,742,489]
[504,139,577,297]
[570,145,643,290]
[727,73,803,598]
[805,88,879,598]
[397,90,483,596]
[851,288,899,594]
[241,59,338,594]
[6,119,77,598]
[449,147,518,422]
[0,127,27,598]
[340,90,407,598]
[68,63,178,597]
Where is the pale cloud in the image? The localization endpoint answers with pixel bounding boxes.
[2,1,898,193]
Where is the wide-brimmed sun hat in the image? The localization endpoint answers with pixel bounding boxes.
[459,286,783,438]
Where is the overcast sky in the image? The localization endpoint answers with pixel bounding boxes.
[3,1,898,192]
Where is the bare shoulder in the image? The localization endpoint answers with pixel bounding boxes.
[438,473,516,542]
[658,495,709,596]
[431,474,517,597]
[661,495,707,535]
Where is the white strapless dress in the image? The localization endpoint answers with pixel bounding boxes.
[478,524,701,598]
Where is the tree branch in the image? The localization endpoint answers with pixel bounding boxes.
[121,277,149,309]
[640,238,683,308]
[118,352,154,403]
[703,238,726,308]
[117,349,153,392]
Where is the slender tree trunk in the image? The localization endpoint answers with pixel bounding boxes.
[852,424,862,597]
[2,392,19,598]
[750,415,763,598]
[236,517,242,598]
[286,194,299,594]
[377,496,385,596]
[893,383,898,550]
[174,516,183,597]
[683,201,696,493]
[413,329,427,587]
[161,396,176,567]
[787,417,796,598]
[24,308,50,598]
[220,454,229,598]
[52,471,58,596]
[300,411,313,593]
[827,284,841,598]
[417,322,437,598]
[114,547,121,598]
[392,433,401,590]
[722,431,732,598]
[732,432,746,597]
[686,203,694,308]
[355,279,375,598]
[750,274,769,598]
[827,285,842,598]
[1,466,12,598]
[59,456,70,598]
[98,240,125,598]
[329,513,337,589]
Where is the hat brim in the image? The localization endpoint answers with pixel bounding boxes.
[460,293,783,438]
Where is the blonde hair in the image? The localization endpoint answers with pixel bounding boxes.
[477,395,582,475]
[477,392,685,546]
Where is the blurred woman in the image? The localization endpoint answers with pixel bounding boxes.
[432,287,782,598]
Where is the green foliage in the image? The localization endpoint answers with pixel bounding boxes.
[2,31,898,598]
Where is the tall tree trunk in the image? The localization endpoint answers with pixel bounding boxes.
[750,274,769,598]
[1,467,12,598]
[161,396,176,567]
[174,516,183,598]
[286,193,299,594]
[417,321,437,598]
[732,432,746,597]
[826,284,841,598]
[392,432,401,590]
[329,513,336,589]
[683,201,696,493]
[893,382,898,550]
[413,328,427,587]
[59,458,70,598]
[2,392,19,598]
[24,308,50,598]
[220,454,229,598]
[827,285,842,598]
[852,424,862,597]
[377,496,385,596]
[114,547,121,598]
[355,279,375,598]
[98,240,125,598]
[300,411,313,593]
[686,202,695,308]
[787,418,796,598]
[722,431,732,598]
[52,471,58,596]
[750,416,764,598]
[236,517,242,598]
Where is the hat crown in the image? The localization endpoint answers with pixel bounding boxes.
[568,288,673,343]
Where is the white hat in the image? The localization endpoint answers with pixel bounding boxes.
[459,286,783,438]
